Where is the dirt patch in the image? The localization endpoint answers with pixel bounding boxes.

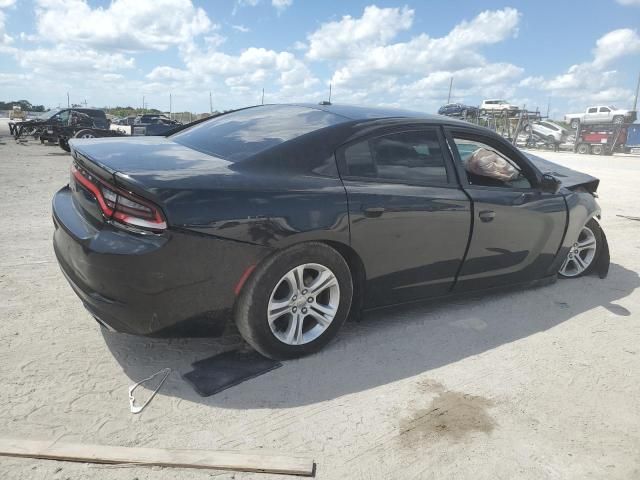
[399,381,496,447]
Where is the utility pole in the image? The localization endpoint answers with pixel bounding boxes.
[633,71,640,112]
[546,97,550,118]
[169,93,172,120]
[328,83,332,103]
[67,92,70,108]
[209,91,213,114]
[261,88,264,105]
[447,77,453,104]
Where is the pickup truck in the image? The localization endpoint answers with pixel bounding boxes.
[564,106,636,129]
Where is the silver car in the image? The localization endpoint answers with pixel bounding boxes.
[529,120,567,144]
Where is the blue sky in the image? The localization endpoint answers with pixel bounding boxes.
[0,0,639,118]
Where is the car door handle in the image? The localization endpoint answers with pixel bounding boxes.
[478,210,495,222]
[363,207,385,218]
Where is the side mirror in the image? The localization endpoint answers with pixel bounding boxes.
[540,173,561,193]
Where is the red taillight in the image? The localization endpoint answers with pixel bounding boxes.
[71,163,167,231]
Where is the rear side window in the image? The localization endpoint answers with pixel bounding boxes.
[80,109,106,119]
[171,105,345,161]
[342,130,449,184]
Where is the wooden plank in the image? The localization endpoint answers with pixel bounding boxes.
[0,438,315,477]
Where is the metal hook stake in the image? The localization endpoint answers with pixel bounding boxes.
[128,368,171,414]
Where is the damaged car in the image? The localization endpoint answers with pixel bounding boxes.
[52,104,610,359]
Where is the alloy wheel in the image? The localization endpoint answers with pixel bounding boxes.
[559,226,597,277]
[267,263,340,345]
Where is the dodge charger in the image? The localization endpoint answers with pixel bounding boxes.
[52,104,609,359]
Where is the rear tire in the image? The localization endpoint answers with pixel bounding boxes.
[570,119,580,130]
[235,242,353,359]
[576,143,590,154]
[591,144,604,155]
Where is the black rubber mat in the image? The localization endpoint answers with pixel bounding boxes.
[183,350,282,397]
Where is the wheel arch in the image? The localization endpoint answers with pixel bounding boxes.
[547,190,604,277]
[320,240,367,320]
[234,239,367,321]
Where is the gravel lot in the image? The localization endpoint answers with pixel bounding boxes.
[1,119,639,479]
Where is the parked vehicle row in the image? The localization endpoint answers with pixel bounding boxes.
[9,108,185,151]
[438,99,519,118]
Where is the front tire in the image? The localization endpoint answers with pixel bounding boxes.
[58,138,70,152]
[613,115,624,124]
[558,219,603,278]
[235,242,353,359]
[74,129,97,139]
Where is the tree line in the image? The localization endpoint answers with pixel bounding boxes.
[0,100,46,112]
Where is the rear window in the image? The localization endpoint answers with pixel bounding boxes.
[170,105,345,161]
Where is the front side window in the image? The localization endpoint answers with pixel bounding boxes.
[56,110,70,124]
[599,107,610,113]
[342,130,448,184]
[588,108,597,113]
[452,137,531,189]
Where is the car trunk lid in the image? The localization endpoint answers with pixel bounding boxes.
[69,136,236,201]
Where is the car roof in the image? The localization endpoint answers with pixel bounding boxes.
[290,103,440,121]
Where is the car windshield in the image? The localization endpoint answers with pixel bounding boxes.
[37,109,60,120]
[609,106,617,110]
[170,105,346,161]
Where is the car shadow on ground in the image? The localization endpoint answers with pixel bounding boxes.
[102,263,639,409]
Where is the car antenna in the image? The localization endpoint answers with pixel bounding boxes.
[319,83,332,106]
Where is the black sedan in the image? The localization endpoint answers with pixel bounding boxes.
[437,103,479,118]
[53,104,609,359]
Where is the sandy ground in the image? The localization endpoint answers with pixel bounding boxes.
[0,119,639,479]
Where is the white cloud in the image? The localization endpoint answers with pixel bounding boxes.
[16,45,135,73]
[0,0,16,7]
[305,6,523,111]
[34,0,213,52]
[520,28,640,107]
[272,0,292,12]
[592,28,640,68]
[0,10,12,45]
[147,42,319,103]
[307,5,414,60]
[616,0,640,5]
[232,24,250,33]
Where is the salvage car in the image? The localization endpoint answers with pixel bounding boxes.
[52,104,609,359]
[479,99,518,114]
[527,120,568,144]
[565,105,636,129]
[437,103,478,117]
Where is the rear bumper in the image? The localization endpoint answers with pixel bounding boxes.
[53,186,270,337]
